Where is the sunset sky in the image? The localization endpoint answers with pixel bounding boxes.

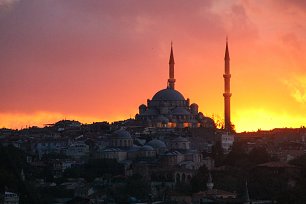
[0,0,306,132]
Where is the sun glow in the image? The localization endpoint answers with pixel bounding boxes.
[233,108,306,132]
[1,1,306,132]
[0,112,128,129]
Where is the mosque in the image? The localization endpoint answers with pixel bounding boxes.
[135,44,216,129]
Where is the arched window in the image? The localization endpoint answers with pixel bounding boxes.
[176,173,180,183]
[182,173,186,182]
[187,175,192,182]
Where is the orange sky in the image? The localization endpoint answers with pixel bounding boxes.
[0,0,306,132]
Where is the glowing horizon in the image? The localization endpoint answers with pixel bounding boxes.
[1,108,305,133]
[0,0,306,132]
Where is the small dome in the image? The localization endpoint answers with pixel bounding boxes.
[147,139,167,149]
[112,129,132,139]
[152,88,185,101]
[198,112,205,119]
[128,196,138,203]
[201,117,216,128]
[140,145,154,151]
[190,103,198,107]
[139,104,147,114]
[139,104,146,109]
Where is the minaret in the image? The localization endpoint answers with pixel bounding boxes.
[168,42,176,89]
[21,169,25,181]
[206,171,214,190]
[242,180,251,204]
[223,38,232,132]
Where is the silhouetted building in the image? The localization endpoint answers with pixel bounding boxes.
[136,43,214,128]
[192,172,237,203]
[4,192,19,204]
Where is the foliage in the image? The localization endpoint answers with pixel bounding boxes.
[0,145,26,191]
[175,182,192,195]
[0,144,41,204]
[190,165,208,193]
[248,147,271,165]
[64,158,124,181]
[211,141,224,166]
[126,173,150,199]
[41,152,69,160]
[289,154,306,168]
[223,141,250,168]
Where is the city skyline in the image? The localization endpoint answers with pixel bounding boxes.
[1,0,306,132]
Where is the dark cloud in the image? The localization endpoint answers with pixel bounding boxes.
[277,0,306,10]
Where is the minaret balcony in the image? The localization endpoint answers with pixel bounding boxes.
[223,74,231,78]
[223,93,232,97]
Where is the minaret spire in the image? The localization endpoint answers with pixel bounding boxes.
[223,37,232,132]
[225,36,230,60]
[168,42,176,89]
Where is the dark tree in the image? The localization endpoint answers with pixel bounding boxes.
[224,141,250,168]
[126,173,150,200]
[190,165,208,192]
[211,141,224,166]
[64,158,124,181]
[248,147,271,165]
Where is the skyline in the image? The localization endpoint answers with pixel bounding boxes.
[1,0,306,132]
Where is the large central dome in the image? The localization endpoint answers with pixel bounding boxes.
[152,88,185,101]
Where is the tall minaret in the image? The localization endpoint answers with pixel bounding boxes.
[168,42,176,89]
[223,38,232,132]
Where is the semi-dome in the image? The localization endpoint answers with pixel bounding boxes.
[112,129,132,139]
[171,107,191,115]
[147,139,167,149]
[140,145,154,151]
[152,88,185,101]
